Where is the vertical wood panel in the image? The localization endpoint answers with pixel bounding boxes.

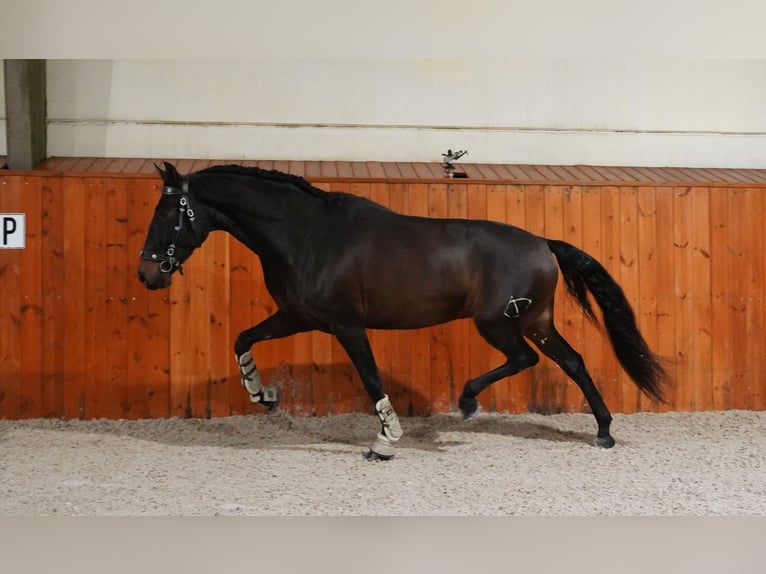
[104,178,131,418]
[19,177,43,418]
[756,189,766,410]
[126,180,150,419]
[691,188,713,412]
[82,179,109,418]
[744,188,764,410]
[709,188,731,411]
[62,178,87,419]
[726,188,748,410]
[40,177,66,418]
[0,177,22,418]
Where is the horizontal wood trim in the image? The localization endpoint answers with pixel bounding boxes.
[5,157,765,188]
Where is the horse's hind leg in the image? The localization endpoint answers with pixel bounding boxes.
[526,322,615,448]
[458,319,540,419]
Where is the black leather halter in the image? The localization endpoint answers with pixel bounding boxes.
[139,178,201,275]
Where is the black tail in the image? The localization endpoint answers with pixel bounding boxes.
[547,239,666,403]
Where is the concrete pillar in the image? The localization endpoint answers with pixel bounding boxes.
[4,60,47,170]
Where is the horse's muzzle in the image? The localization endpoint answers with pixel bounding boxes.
[137,260,172,290]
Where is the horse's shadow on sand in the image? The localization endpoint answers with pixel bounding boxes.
[48,410,595,455]
[399,414,593,451]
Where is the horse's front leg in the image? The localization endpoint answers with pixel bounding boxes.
[333,325,403,461]
[234,311,307,410]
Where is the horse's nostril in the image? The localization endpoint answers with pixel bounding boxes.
[138,270,147,285]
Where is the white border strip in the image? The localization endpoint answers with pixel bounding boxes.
[48,122,766,168]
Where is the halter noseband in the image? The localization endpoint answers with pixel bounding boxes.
[139,178,201,275]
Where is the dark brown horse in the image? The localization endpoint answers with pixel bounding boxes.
[138,162,666,460]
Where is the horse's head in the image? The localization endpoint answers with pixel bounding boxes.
[137,162,209,290]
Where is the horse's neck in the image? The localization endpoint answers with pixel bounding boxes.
[199,179,323,264]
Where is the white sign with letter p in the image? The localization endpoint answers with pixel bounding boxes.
[1,214,25,249]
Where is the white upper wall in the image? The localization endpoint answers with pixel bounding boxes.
[7,59,766,167]
[0,63,5,157]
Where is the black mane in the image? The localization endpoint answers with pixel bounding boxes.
[198,164,330,201]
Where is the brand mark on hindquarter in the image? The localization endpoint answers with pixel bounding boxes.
[503,296,533,318]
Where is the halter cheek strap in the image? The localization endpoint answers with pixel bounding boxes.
[139,178,202,274]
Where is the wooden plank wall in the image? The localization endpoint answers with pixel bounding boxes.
[1,171,765,420]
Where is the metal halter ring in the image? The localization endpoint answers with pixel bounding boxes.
[159,259,176,273]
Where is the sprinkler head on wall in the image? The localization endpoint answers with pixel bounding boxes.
[441,149,468,178]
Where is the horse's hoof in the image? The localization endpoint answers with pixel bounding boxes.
[364,449,394,461]
[262,399,280,412]
[594,435,616,449]
[260,386,280,412]
[458,396,478,420]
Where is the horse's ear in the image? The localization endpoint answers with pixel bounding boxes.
[164,162,181,184]
[154,162,167,181]
[155,161,180,186]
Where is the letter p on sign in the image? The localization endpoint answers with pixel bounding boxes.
[1,214,25,249]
